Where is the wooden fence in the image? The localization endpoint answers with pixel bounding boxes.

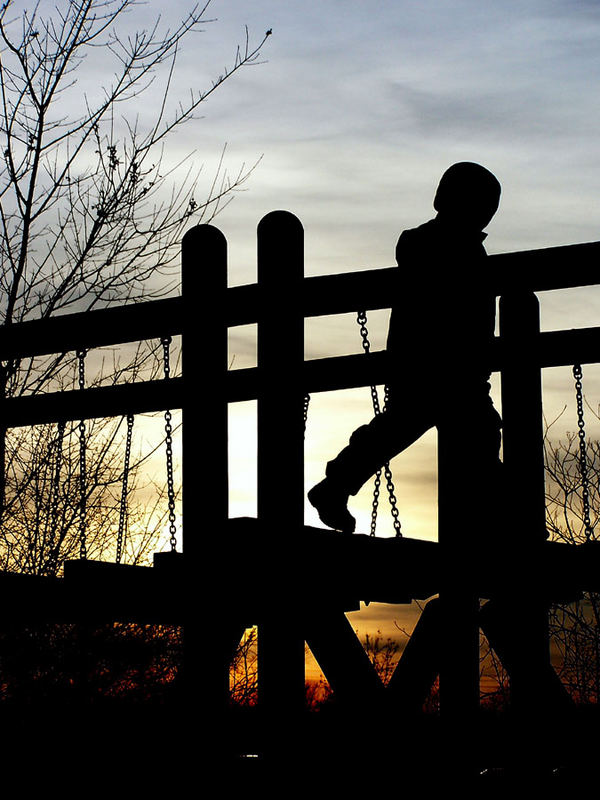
[0,209,599,766]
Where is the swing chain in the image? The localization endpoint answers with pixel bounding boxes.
[384,463,402,536]
[573,364,594,541]
[47,419,66,574]
[77,349,87,560]
[356,312,402,538]
[161,337,178,552]
[116,413,134,564]
[370,469,382,537]
[357,311,383,415]
[161,337,172,380]
[303,393,311,436]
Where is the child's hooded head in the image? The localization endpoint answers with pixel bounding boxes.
[434,162,501,232]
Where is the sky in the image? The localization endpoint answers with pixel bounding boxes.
[147,0,600,660]
[170,3,600,508]
[175,0,600,263]
[14,0,600,670]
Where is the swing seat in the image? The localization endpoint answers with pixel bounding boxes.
[2,527,598,628]
[153,550,184,569]
[0,556,187,626]
[59,558,184,623]
[0,570,65,622]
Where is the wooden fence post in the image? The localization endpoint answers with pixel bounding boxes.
[437,423,481,772]
[499,291,550,716]
[256,211,306,735]
[181,223,229,749]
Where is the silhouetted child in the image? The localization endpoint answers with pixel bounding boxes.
[308,162,502,533]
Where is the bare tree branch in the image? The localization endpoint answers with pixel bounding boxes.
[0,0,269,572]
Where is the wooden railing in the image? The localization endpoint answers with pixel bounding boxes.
[0,210,598,756]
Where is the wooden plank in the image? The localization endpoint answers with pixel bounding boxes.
[304,610,384,704]
[387,597,441,713]
[229,324,600,404]
[227,519,600,607]
[0,561,183,623]
[0,239,597,363]
[228,241,600,324]
[0,297,181,361]
[2,322,600,430]
[0,527,597,626]
[480,599,574,714]
[491,240,600,294]
[437,424,480,735]
[256,211,306,717]
[0,377,182,427]
[499,293,550,717]
[500,293,547,542]
[537,326,600,368]
[182,223,230,721]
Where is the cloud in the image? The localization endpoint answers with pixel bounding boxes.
[92,0,598,285]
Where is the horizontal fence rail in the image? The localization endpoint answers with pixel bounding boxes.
[229,325,600,402]
[0,298,181,361]
[0,378,183,428]
[0,216,596,757]
[0,237,598,428]
[229,240,600,326]
[2,325,600,427]
[0,240,598,362]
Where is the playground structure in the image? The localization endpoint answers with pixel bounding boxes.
[0,210,600,771]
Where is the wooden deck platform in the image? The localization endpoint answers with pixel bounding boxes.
[0,519,596,625]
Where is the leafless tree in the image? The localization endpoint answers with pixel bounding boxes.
[0,413,177,574]
[229,626,258,707]
[545,409,600,704]
[0,0,270,571]
[361,629,402,687]
[0,0,269,329]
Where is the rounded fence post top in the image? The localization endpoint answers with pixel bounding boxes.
[257,210,304,233]
[182,222,227,249]
[182,223,227,288]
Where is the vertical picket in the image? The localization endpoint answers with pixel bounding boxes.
[499,291,549,717]
[437,424,481,773]
[181,223,229,748]
[256,211,306,739]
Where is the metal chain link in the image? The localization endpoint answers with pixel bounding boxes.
[303,393,311,437]
[47,419,66,574]
[116,413,134,564]
[161,337,178,552]
[383,463,402,536]
[573,364,594,542]
[77,349,87,559]
[356,311,402,537]
[357,311,383,415]
[370,469,382,537]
